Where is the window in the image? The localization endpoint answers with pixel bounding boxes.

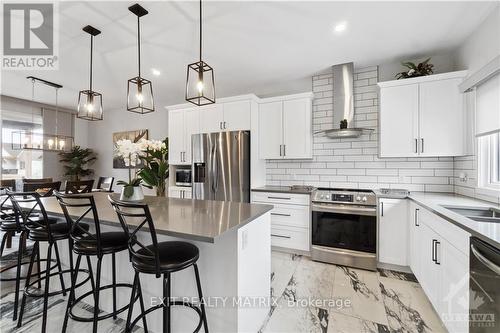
[478,132,500,191]
[1,110,44,182]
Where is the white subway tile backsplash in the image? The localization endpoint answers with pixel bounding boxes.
[265,65,459,194]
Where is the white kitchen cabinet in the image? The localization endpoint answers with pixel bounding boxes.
[199,104,224,133]
[168,108,200,165]
[258,93,313,160]
[408,202,470,333]
[378,198,408,266]
[168,186,192,199]
[251,191,310,253]
[419,78,464,156]
[378,71,468,157]
[258,102,283,159]
[379,85,419,157]
[223,100,251,131]
[199,101,251,133]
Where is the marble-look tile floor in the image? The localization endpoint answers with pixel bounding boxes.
[1,241,445,333]
[260,251,447,333]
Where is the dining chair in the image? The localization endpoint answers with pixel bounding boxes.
[64,180,94,194]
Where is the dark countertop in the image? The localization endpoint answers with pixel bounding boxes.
[384,191,500,249]
[251,186,315,195]
[32,193,273,243]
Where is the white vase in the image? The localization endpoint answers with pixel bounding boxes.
[120,186,144,201]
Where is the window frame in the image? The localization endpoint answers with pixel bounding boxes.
[478,132,500,192]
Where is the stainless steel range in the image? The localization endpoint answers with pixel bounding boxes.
[311,188,377,271]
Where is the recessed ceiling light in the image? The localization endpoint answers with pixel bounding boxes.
[334,22,347,33]
[151,68,161,76]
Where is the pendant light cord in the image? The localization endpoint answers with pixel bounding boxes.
[89,35,93,92]
[31,78,35,125]
[199,0,202,63]
[137,15,141,78]
[55,88,59,137]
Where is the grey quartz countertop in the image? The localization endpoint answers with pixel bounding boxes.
[251,186,315,195]
[407,192,500,249]
[35,193,273,243]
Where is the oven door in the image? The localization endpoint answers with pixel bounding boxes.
[311,203,376,253]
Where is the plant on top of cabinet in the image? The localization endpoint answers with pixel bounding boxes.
[59,146,97,181]
[395,57,434,79]
[138,138,169,197]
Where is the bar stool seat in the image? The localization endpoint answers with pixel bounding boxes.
[132,241,200,274]
[73,231,129,255]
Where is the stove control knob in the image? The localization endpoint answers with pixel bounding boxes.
[362,196,367,202]
[319,194,324,199]
[325,195,331,200]
[356,196,361,201]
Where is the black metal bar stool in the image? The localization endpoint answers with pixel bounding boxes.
[9,191,91,333]
[109,195,209,333]
[55,191,146,333]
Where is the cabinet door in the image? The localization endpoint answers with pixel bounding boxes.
[378,199,408,266]
[283,98,312,159]
[419,78,464,156]
[379,85,419,157]
[168,187,181,198]
[409,204,422,278]
[223,100,251,131]
[439,240,469,333]
[259,102,283,159]
[199,104,224,133]
[168,110,185,165]
[419,223,440,309]
[183,108,200,165]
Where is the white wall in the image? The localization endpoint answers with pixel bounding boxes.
[86,107,168,193]
[453,5,500,204]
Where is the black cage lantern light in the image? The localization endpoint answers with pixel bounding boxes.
[77,25,103,121]
[186,0,216,106]
[127,3,154,114]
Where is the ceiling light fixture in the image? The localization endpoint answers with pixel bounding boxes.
[334,22,347,33]
[185,0,215,106]
[77,25,103,121]
[127,3,154,114]
[151,68,161,76]
[12,77,74,152]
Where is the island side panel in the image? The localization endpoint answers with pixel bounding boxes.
[237,212,271,332]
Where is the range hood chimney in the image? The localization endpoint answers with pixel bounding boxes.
[315,62,373,139]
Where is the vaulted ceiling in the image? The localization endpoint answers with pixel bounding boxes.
[1,1,496,111]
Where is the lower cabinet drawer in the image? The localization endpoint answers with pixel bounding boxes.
[270,204,310,229]
[271,226,309,252]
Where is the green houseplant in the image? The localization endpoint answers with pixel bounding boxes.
[395,58,434,80]
[59,146,97,181]
[138,138,169,197]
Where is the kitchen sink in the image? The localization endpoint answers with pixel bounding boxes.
[441,205,500,223]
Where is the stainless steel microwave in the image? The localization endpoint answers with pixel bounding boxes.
[175,169,192,187]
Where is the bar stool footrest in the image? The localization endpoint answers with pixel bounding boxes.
[69,283,136,322]
[25,268,91,298]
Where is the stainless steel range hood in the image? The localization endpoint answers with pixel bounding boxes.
[315,62,373,139]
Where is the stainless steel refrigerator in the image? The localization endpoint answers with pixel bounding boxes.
[192,131,250,202]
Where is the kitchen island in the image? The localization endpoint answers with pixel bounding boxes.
[36,192,273,333]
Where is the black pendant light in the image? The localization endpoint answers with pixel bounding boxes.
[77,25,103,121]
[127,3,154,114]
[186,0,215,106]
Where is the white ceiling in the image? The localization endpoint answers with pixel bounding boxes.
[1,1,497,111]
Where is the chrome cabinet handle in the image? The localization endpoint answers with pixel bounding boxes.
[421,138,424,153]
[279,145,282,157]
[271,234,291,239]
[271,212,291,217]
[415,139,418,153]
[268,196,291,200]
[380,202,384,216]
[414,208,420,226]
[435,241,441,265]
[432,239,437,263]
[223,121,226,129]
[283,144,286,157]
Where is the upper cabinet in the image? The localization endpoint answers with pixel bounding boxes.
[199,100,251,133]
[168,108,200,165]
[378,71,468,157]
[259,93,313,159]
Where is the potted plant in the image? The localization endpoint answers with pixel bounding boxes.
[59,146,97,181]
[114,139,149,201]
[395,58,434,79]
[138,138,169,197]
